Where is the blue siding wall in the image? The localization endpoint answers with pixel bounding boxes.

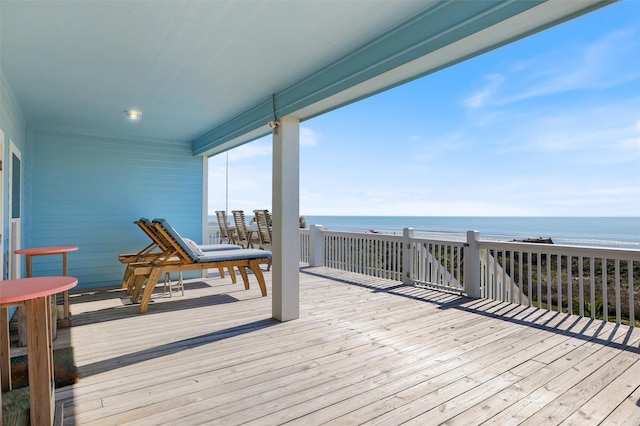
[28,128,204,289]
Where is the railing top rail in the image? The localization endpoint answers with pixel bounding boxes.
[320,230,404,242]
[409,236,466,247]
[307,227,639,259]
[478,239,640,259]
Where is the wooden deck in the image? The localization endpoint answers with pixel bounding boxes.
[48,266,640,425]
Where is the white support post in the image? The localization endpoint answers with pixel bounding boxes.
[402,227,414,285]
[201,155,209,278]
[309,224,324,267]
[272,116,300,321]
[464,230,481,298]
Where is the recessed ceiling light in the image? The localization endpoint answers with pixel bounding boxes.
[125,110,142,120]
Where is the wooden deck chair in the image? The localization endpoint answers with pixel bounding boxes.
[215,210,238,245]
[130,218,271,314]
[119,218,228,294]
[118,218,174,294]
[253,209,273,271]
[232,210,260,249]
[119,218,241,294]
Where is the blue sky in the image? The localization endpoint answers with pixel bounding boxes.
[209,1,640,217]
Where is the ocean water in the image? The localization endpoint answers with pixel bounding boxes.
[302,216,640,249]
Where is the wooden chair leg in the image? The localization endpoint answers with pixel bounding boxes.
[249,260,268,297]
[237,267,250,290]
[163,272,172,298]
[131,275,148,304]
[140,268,163,314]
[122,266,135,291]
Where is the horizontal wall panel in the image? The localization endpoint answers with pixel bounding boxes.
[29,128,204,288]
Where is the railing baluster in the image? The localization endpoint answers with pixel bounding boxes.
[433,243,442,284]
[426,243,431,283]
[493,249,497,299]
[349,236,354,273]
[603,258,608,321]
[578,256,584,317]
[502,250,508,302]
[615,259,621,325]
[517,251,522,304]
[536,253,541,309]
[629,260,635,327]
[455,246,459,285]
[546,253,551,311]
[342,235,347,271]
[510,250,515,304]
[526,251,532,307]
[590,257,596,320]
[364,237,369,275]
[557,254,563,313]
[438,244,443,285]
[568,255,572,315]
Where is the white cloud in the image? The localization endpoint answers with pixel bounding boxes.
[518,30,637,99]
[463,74,505,109]
[228,139,271,162]
[499,98,640,166]
[300,127,320,147]
[466,27,640,108]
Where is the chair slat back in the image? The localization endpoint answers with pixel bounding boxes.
[232,210,249,244]
[253,210,272,248]
[135,218,172,253]
[151,219,197,262]
[215,211,232,241]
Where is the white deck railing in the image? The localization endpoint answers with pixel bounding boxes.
[321,230,404,280]
[478,240,639,325]
[207,225,222,244]
[300,226,640,327]
[299,228,310,264]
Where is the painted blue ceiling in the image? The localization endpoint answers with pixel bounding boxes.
[0,0,615,156]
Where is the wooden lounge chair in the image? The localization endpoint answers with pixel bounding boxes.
[119,218,241,294]
[232,210,260,249]
[130,218,271,314]
[137,218,243,297]
[253,209,273,271]
[215,210,238,245]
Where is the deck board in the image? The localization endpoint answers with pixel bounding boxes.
[48,266,640,425]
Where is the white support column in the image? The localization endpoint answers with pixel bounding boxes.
[201,155,209,278]
[272,116,300,321]
[464,230,481,298]
[309,224,324,267]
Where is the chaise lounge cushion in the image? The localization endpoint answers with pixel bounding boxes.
[183,238,205,256]
[195,248,271,263]
[153,218,242,261]
[198,243,240,252]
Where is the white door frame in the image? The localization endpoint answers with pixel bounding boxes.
[0,129,4,280]
[9,141,22,279]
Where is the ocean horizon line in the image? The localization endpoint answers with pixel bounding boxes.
[207,214,639,249]
[299,215,639,218]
